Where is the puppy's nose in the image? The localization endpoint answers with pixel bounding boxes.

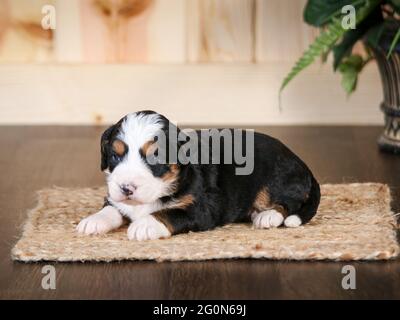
[120,184,135,196]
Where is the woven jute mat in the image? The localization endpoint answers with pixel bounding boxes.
[11,183,399,262]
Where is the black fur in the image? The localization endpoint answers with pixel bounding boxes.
[101,111,320,235]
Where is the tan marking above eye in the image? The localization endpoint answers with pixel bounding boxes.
[112,139,126,156]
[141,140,157,156]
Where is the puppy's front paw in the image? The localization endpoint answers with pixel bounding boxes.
[127,215,171,241]
[284,215,302,228]
[252,209,284,229]
[77,206,123,235]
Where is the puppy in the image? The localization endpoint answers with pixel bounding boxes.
[77,111,320,240]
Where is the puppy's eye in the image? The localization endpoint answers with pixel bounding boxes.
[146,154,159,165]
[111,154,121,162]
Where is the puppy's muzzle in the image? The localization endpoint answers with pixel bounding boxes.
[120,184,136,196]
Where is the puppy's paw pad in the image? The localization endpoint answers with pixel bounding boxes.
[127,215,171,241]
[284,215,302,228]
[253,210,284,229]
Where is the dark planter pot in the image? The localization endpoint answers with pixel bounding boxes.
[371,34,400,154]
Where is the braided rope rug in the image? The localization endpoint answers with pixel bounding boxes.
[12,183,399,262]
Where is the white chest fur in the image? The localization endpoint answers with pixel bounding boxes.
[108,199,163,221]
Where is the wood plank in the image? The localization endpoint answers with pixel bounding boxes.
[54,0,82,62]
[79,0,153,63]
[0,63,383,125]
[0,0,55,62]
[256,0,318,62]
[146,0,185,63]
[79,0,185,63]
[187,0,255,62]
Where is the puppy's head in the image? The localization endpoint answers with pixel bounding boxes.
[100,111,182,204]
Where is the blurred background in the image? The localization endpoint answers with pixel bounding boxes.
[0,0,382,126]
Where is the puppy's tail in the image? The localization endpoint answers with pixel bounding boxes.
[299,176,320,224]
[284,176,320,227]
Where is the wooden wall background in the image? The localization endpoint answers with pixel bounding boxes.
[0,0,383,125]
[0,0,318,63]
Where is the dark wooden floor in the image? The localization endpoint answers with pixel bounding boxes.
[0,125,399,299]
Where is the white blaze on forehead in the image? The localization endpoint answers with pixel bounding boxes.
[118,112,164,149]
[107,112,170,203]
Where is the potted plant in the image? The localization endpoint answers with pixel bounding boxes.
[281,0,400,154]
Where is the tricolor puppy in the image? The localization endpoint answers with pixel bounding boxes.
[77,111,320,240]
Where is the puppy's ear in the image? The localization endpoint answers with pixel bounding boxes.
[100,125,115,171]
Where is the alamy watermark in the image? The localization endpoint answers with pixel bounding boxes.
[41,265,56,290]
[341,265,356,290]
[41,5,56,30]
[144,125,255,175]
[39,3,358,32]
[341,5,357,30]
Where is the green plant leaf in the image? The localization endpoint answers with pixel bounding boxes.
[280,18,345,94]
[280,0,381,95]
[366,23,386,48]
[388,0,400,12]
[387,28,400,58]
[333,28,367,70]
[366,19,400,49]
[341,70,358,94]
[338,54,364,71]
[304,0,367,27]
[338,55,364,94]
[333,7,383,70]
